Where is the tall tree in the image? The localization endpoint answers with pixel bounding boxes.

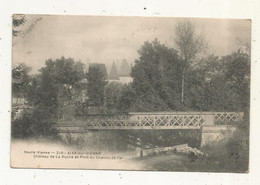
[104,82,124,114]
[131,39,183,111]
[197,51,250,112]
[175,21,207,104]
[220,51,250,112]
[12,57,85,138]
[28,57,85,118]
[86,66,108,107]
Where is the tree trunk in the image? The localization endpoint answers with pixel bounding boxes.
[181,68,186,104]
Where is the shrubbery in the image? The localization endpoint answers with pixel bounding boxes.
[11,109,58,139]
[201,121,249,172]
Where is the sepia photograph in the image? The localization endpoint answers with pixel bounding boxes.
[11,14,250,172]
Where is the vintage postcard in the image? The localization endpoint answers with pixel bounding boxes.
[11,14,250,172]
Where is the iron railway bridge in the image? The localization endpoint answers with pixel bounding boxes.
[55,112,244,133]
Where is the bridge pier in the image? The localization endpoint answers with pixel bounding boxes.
[201,125,237,147]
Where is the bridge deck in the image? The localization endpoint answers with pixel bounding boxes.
[55,112,243,131]
[54,124,201,132]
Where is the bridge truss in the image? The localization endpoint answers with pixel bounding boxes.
[55,112,243,132]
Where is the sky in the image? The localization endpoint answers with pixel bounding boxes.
[12,15,251,74]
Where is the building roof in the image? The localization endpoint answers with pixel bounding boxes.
[109,62,119,80]
[118,59,131,77]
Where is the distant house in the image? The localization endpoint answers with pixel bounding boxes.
[12,78,31,119]
[108,59,133,84]
[109,62,119,80]
[12,78,27,108]
[89,63,108,80]
[118,59,131,77]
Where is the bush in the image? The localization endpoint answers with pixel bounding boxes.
[63,131,85,149]
[201,121,249,172]
[11,108,58,139]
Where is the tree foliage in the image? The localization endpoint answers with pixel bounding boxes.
[130,39,184,111]
[11,109,58,139]
[175,21,207,63]
[27,57,85,117]
[12,63,32,98]
[175,21,207,104]
[184,51,250,112]
[86,66,108,107]
[13,15,26,37]
[105,82,124,114]
[207,51,250,112]
[129,38,250,112]
[12,57,86,138]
